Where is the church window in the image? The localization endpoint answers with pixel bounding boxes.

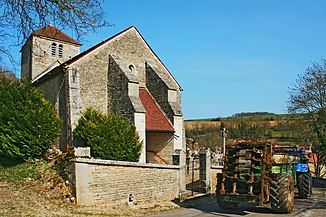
[58,44,63,58]
[51,43,56,57]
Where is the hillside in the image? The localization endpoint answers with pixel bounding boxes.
[0,156,178,216]
[186,112,300,122]
[185,113,303,151]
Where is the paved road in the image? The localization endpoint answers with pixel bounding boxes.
[146,179,325,217]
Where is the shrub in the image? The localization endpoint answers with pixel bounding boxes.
[0,77,62,160]
[74,108,142,162]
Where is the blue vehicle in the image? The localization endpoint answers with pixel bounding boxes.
[295,147,312,198]
[273,146,312,198]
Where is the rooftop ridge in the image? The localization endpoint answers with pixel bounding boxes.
[32,25,81,46]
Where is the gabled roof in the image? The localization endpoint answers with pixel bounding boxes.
[63,26,182,90]
[139,88,174,132]
[32,25,81,46]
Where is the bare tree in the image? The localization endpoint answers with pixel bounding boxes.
[287,59,326,177]
[0,66,18,81]
[0,0,109,64]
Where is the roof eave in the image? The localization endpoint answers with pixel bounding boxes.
[32,33,82,46]
[146,129,175,133]
[32,65,65,86]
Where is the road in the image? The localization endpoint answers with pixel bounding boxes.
[146,179,325,217]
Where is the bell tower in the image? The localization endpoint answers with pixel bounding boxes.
[21,25,81,81]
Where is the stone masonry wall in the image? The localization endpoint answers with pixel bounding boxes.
[107,56,135,122]
[73,158,180,205]
[70,51,108,116]
[145,64,174,122]
[36,72,68,151]
[146,132,174,164]
[21,37,32,80]
[69,27,181,122]
[23,36,80,80]
[210,166,223,194]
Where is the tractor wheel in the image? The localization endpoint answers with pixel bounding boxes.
[217,201,239,209]
[297,172,312,199]
[270,174,294,213]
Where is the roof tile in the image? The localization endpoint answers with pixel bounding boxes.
[32,25,81,45]
[139,88,174,132]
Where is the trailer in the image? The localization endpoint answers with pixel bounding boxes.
[216,141,296,213]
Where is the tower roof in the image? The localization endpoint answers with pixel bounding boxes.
[32,25,81,46]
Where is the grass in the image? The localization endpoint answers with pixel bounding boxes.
[0,155,181,216]
[0,156,41,182]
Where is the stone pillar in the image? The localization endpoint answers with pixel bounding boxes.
[199,148,211,194]
[134,112,146,163]
[74,162,94,205]
[68,67,82,148]
[178,127,187,201]
[172,148,186,201]
[173,116,183,150]
[68,67,82,131]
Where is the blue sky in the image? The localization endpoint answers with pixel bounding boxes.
[5,0,326,119]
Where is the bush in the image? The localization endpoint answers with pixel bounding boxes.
[74,108,142,162]
[0,77,62,160]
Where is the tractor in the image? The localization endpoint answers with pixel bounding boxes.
[216,141,298,213]
[273,146,312,199]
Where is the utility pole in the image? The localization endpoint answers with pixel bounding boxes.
[221,127,227,156]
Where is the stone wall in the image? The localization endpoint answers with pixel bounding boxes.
[72,158,180,205]
[199,149,223,194]
[22,36,80,81]
[146,132,174,164]
[21,37,32,80]
[68,27,181,122]
[146,64,174,122]
[37,72,68,151]
[107,56,135,122]
[210,166,223,194]
[72,51,108,116]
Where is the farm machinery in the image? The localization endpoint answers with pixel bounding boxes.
[273,146,312,199]
[216,141,313,213]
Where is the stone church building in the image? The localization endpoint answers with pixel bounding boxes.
[21,25,184,164]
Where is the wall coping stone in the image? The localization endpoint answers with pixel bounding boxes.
[211,165,223,169]
[74,158,180,170]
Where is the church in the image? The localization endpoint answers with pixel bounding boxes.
[21,25,184,164]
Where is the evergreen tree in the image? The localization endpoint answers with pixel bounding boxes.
[0,76,61,160]
[74,108,142,162]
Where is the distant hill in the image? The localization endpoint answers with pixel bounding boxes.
[185,113,304,151]
[186,113,301,122]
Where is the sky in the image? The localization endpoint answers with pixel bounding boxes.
[4,0,326,119]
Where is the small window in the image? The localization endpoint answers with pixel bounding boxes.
[58,44,63,58]
[129,64,134,71]
[51,43,56,57]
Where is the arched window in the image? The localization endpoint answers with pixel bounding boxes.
[51,43,56,57]
[58,44,63,58]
